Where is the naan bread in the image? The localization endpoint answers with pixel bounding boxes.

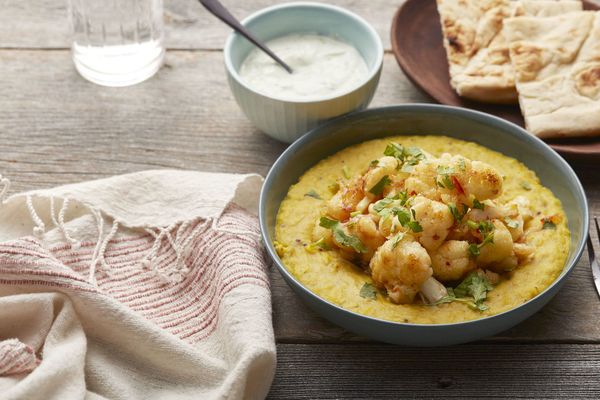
[436,0,582,104]
[504,12,600,138]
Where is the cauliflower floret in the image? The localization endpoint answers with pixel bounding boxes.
[404,154,503,206]
[509,195,533,222]
[514,242,535,262]
[476,220,514,270]
[377,214,403,238]
[404,160,440,200]
[370,236,432,304]
[466,199,526,241]
[345,215,386,262]
[431,240,476,282]
[463,160,503,201]
[363,156,399,195]
[326,176,365,221]
[411,196,454,251]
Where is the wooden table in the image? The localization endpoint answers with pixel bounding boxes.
[2,1,599,398]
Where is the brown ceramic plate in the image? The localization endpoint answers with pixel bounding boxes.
[391,0,600,160]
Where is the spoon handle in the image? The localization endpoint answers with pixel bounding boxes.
[198,0,293,73]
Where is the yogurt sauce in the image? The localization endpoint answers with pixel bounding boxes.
[239,33,369,101]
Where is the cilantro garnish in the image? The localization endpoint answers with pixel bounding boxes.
[319,217,367,253]
[436,165,456,189]
[328,182,340,194]
[448,202,468,222]
[429,272,493,311]
[373,194,401,213]
[466,220,495,257]
[369,175,391,196]
[542,218,557,230]
[304,189,322,200]
[359,283,378,300]
[369,159,379,167]
[305,237,331,253]
[383,142,425,172]
[472,199,485,210]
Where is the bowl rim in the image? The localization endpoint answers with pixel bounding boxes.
[260,103,589,329]
[223,1,384,104]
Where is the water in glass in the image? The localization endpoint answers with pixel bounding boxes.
[68,0,165,87]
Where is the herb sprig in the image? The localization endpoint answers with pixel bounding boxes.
[383,143,425,172]
[319,217,367,253]
[429,272,494,311]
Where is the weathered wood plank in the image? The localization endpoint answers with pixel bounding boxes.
[0,49,598,344]
[269,344,600,398]
[0,0,402,50]
[0,50,425,190]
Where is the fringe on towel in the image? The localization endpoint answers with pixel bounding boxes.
[20,193,259,286]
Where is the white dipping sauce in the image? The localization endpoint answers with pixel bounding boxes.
[239,33,369,100]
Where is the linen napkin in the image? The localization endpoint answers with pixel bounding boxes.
[0,170,275,400]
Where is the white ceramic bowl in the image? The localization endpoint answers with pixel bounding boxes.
[224,2,384,143]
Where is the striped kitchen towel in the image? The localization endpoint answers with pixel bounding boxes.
[0,170,275,400]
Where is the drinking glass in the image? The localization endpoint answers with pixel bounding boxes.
[67,0,165,87]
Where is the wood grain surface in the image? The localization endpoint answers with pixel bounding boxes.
[270,344,600,398]
[1,0,600,398]
[0,0,400,50]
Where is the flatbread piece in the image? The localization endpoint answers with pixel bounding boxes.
[436,0,582,104]
[505,11,600,138]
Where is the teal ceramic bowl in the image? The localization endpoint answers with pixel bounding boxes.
[260,104,589,346]
[224,2,383,143]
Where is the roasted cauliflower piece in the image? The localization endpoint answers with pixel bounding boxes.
[370,235,433,304]
[326,176,365,221]
[410,196,454,251]
[431,240,476,282]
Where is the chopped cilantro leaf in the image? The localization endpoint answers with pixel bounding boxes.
[448,203,467,222]
[442,175,454,189]
[430,272,493,311]
[383,142,425,170]
[468,243,480,256]
[454,272,493,303]
[466,220,479,230]
[305,237,331,253]
[369,175,392,196]
[407,220,423,233]
[370,159,379,167]
[304,190,322,200]
[436,165,456,190]
[394,208,412,226]
[542,218,557,230]
[398,191,410,206]
[359,283,378,300]
[373,194,401,213]
[472,199,485,210]
[319,216,338,229]
[319,217,367,253]
[328,182,340,194]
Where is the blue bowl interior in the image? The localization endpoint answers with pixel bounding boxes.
[261,105,588,333]
[227,3,382,75]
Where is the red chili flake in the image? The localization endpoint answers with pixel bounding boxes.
[452,176,465,195]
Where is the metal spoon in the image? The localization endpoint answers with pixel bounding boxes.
[198,0,293,73]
